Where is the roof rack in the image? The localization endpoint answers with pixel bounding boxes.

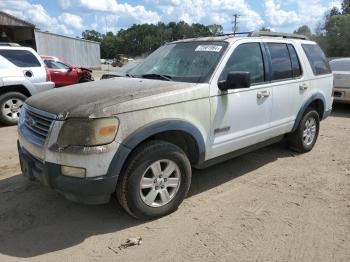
[0,42,21,47]
[218,31,252,37]
[218,31,309,40]
[248,31,309,40]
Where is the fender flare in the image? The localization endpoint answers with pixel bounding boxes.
[291,93,326,132]
[106,119,206,178]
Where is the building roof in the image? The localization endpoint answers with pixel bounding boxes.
[0,11,35,27]
[35,30,101,45]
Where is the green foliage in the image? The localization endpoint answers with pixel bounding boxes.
[82,21,223,58]
[329,7,341,16]
[259,27,271,32]
[293,25,312,37]
[342,0,350,14]
[322,14,350,56]
[81,30,103,42]
[308,1,350,57]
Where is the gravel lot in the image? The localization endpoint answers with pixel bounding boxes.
[0,103,349,262]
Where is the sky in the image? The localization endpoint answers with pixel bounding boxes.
[0,0,343,37]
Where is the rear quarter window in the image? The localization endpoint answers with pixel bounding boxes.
[302,44,331,75]
[0,49,41,67]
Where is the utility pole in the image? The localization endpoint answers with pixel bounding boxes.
[232,14,239,34]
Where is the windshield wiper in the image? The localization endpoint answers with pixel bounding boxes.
[141,74,173,81]
[125,73,134,78]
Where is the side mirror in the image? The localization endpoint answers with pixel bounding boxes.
[218,71,251,91]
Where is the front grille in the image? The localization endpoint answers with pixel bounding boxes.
[20,105,56,143]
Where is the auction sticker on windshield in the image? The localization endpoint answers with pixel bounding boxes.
[195,45,223,52]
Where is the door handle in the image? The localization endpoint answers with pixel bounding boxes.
[299,83,308,90]
[257,90,270,99]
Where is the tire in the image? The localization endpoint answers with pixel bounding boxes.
[287,108,320,153]
[117,140,192,220]
[0,92,27,126]
[79,76,94,83]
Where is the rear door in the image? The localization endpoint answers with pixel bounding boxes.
[263,42,305,136]
[0,48,45,83]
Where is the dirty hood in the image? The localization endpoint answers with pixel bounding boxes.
[26,77,198,118]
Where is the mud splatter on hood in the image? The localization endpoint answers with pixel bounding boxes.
[26,77,196,118]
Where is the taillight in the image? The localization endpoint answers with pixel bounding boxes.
[45,67,51,81]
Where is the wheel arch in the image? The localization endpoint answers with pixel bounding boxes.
[292,93,326,132]
[107,119,206,179]
[0,85,31,97]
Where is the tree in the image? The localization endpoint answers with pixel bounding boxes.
[90,21,225,58]
[329,7,341,16]
[260,27,271,32]
[293,25,312,37]
[82,30,103,42]
[323,14,350,56]
[208,24,223,36]
[342,0,350,14]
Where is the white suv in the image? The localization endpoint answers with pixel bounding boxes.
[17,32,333,219]
[0,45,54,125]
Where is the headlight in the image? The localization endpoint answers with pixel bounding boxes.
[57,117,119,146]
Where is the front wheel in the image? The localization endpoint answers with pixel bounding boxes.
[117,141,191,220]
[287,108,320,153]
[79,76,94,83]
[0,92,27,126]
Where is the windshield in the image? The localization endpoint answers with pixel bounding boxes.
[129,41,228,83]
[118,61,143,73]
[330,60,350,71]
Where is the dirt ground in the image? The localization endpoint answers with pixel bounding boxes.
[0,104,349,262]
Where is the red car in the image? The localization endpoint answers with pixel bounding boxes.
[41,56,94,87]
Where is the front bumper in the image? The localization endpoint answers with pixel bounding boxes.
[18,141,118,204]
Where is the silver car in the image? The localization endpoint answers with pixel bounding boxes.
[330,58,350,104]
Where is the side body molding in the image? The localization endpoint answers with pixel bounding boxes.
[106,119,206,178]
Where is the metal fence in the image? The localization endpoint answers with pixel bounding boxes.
[35,31,101,69]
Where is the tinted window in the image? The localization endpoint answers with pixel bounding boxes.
[287,44,302,77]
[302,44,331,75]
[220,43,265,84]
[0,49,41,67]
[267,43,293,80]
[330,60,350,71]
[44,60,70,70]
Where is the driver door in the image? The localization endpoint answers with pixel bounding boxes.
[208,42,273,159]
[45,60,78,87]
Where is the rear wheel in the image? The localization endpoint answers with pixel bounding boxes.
[287,108,320,153]
[117,141,191,220]
[0,92,27,126]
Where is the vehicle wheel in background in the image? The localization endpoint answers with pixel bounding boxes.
[79,76,94,83]
[0,92,27,126]
[117,140,192,220]
[287,108,320,153]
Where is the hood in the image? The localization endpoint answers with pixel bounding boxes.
[26,77,198,118]
[77,67,92,73]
